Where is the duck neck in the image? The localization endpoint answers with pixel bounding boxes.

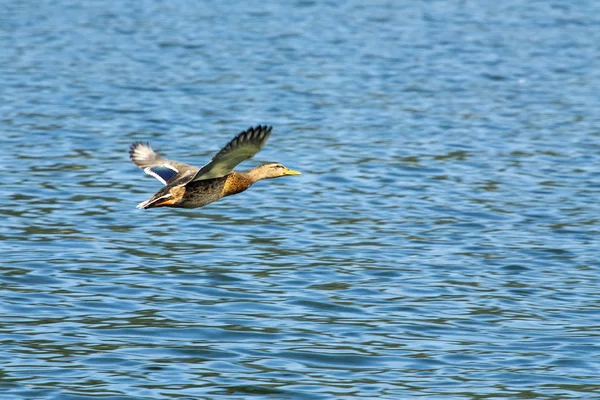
[223,171,254,197]
[247,166,271,183]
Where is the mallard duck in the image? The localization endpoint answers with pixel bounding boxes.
[130,125,300,209]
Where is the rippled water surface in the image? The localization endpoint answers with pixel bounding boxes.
[2,1,600,398]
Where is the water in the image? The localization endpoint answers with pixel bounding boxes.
[2,1,600,398]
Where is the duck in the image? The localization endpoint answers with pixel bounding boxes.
[129,125,300,209]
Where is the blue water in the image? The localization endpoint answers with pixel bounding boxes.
[2,1,600,398]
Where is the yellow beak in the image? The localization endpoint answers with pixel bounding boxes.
[284,168,301,176]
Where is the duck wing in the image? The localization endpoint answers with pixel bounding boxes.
[129,142,199,185]
[191,125,272,181]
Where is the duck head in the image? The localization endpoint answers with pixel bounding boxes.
[248,162,301,181]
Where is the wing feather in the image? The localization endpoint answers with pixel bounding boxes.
[191,125,272,181]
[129,142,198,185]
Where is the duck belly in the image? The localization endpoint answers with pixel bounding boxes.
[177,177,228,209]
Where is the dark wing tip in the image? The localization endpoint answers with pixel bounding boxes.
[129,142,158,166]
[244,124,272,143]
[223,125,273,152]
[129,142,142,159]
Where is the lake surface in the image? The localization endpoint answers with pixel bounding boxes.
[2,1,600,398]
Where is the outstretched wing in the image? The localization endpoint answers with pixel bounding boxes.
[191,125,272,181]
[129,142,198,185]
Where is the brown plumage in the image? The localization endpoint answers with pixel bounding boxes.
[129,125,301,209]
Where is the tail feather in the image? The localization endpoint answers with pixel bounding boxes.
[136,193,172,209]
